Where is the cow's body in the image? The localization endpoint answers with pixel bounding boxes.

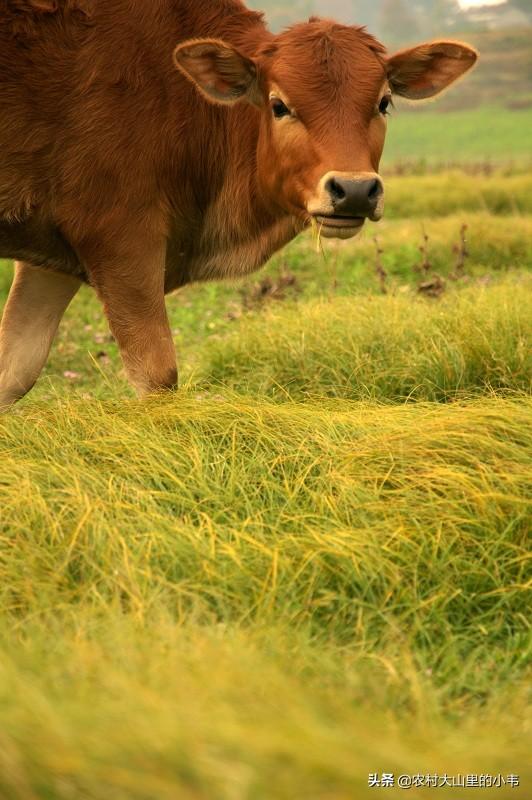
[0,0,477,408]
[0,1,294,287]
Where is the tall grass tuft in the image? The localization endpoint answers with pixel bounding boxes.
[202,280,531,402]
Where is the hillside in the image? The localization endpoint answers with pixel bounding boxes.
[398,27,532,112]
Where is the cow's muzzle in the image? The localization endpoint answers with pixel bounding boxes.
[326,175,383,219]
[308,171,384,240]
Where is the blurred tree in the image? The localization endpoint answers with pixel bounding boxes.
[314,0,357,23]
[249,0,379,29]
[352,0,381,28]
[414,0,463,33]
[379,0,420,44]
[247,0,479,39]
[248,0,314,28]
[507,0,532,23]
[314,0,382,28]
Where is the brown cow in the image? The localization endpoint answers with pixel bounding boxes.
[0,0,477,408]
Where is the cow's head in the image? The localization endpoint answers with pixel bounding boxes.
[174,19,477,239]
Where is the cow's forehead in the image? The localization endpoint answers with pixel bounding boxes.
[261,21,387,119]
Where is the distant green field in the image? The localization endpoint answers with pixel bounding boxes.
[0,166,530,798]
[383,106,532,167]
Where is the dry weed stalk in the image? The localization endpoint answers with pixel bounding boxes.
[373,236,388,294]
[416,227,433,276]
[451,223,470,280]
[418,273,446,298]
[415,228,446,298]
[241,266,299,309]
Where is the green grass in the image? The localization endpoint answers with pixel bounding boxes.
[0,166,531,798]
[383,106,532,168]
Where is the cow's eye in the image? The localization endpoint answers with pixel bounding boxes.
[271,99,291,119]
[379,95,392,115]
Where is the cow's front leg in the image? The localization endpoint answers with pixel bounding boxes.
[82,239,177,395]
[0,262,81,411]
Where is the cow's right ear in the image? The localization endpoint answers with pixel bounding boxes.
[174,38,262,107]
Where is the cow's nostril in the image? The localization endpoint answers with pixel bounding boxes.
[321,174,384,220]
[367,179,382,200]
[326,177,346,203]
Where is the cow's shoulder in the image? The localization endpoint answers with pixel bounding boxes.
[4,1,93,39]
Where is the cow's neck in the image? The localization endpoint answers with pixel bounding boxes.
[127,1,300,282]
[174,107,302,283]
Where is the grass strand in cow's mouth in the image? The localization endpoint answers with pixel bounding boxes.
[310,216,326,254]
[313,214,366,240]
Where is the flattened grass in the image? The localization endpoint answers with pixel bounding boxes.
[0,395,530,798]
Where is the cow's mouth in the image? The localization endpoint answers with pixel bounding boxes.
[313,215,365,240]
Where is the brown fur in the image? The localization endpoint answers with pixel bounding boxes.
[0,0,477,404]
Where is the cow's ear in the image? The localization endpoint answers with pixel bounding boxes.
[387,40,478,100]
[174,38,262,106]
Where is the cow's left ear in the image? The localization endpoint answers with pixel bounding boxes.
[174,38,262,106]
[387,40,478,100]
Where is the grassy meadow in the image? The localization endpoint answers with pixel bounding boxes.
[1,72,531,799]
[383,106,532,168]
